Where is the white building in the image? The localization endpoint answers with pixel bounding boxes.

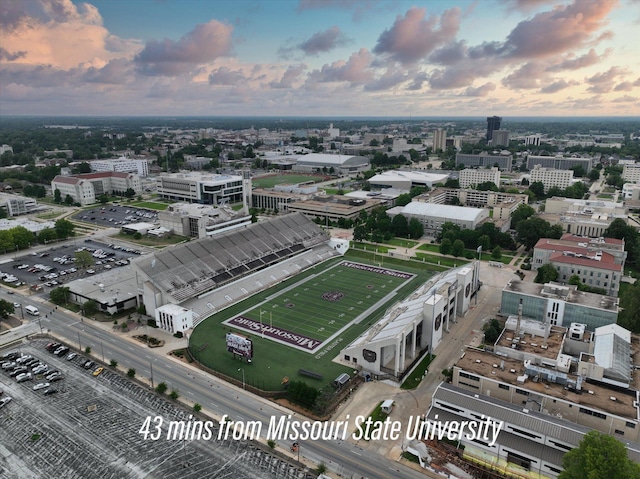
[155,303,193,334]
[530,166,574,193]
[524,135,541,146]
[433,128,447,152]
[622,182,640,200]
[156,172,250,208]
[0,193,39,216]
[526,155,592,171]
[491,129,510,147]
[51,172,142,206]
[459,167,500,188]
[0,145,13,155]
[622,163,640,183]
[293,153,370,175]
[158,203,251,239]
[368,170,449,190]
[327,123,340,139]
[387,202,489,236]
[90,157,149,177]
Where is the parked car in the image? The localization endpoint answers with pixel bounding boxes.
[0,397,12,408]
[16,372,33,382]
[66,352,77,361]
[92,367,104,377]
[33,382,50,391]
[83,361,95,370]
[43,388,58,396]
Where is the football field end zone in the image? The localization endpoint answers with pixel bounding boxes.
[222,260,416,355]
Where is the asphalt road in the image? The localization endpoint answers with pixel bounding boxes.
[0,288,428,479]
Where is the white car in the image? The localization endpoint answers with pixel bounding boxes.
[13,302,20,309]
[66,352,77,361]
[33,382,50,391]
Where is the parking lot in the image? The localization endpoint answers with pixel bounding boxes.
[0,239,145,290]
[0,340,311,479]
[72,204,159,229]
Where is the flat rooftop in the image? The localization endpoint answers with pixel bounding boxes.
[456,348,639,421]
[504,280,619,311]
[496,320,565,360]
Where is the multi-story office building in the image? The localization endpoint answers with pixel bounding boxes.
[386,202,489,236]
[524,135,541,146]
[501,281,619,330]
[455,152,512,171]
[541,197,626,238]
[526,155,593,171]
[459,167,500,188]
[156,172,250,207]
[530,165,574,193]
[532,234,625,297]
[623,182,640,200]
[433,128,447,152]
[622,163,640,183]
[90,157,149,177]
[491,129,510,146]
[157,203,251,239]
[486,116,502,141]
[51,172,141,206]
[0,193,39,216]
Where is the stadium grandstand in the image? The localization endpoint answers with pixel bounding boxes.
[135,213,342,323]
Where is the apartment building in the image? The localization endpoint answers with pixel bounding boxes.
[459,167,500,188]
[90,157,149,177]
[530,166,574,193]
[456,152,512,171]
[526,155,593,171]
[433,128,447,152]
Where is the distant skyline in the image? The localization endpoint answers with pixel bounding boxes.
[1,0,639,117]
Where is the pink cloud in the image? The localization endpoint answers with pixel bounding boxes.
[586,66,627,93]
[539,79,580,94]
[299,26,349,55]
[502,62,546,89]
[464,82,497,97]
[308,48,373,85]
[504,1,617,59]
[135,20,233,76]
[373,7,461,65]
[208,66,246,85]
[546,48,610,71]
[269,64,307,89]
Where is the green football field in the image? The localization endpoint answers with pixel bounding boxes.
[224,261,414,352]
[189,253,438,392]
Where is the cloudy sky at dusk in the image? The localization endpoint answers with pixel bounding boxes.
[1,0,639,117]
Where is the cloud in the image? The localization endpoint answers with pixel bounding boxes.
[298,26,349,55]
[464,82,497,97]
[586,66,627,93]
[364,67,410,91]
[0,47,26,61]
[296,0,377,21]
[135,20,233,76]
[208,66,246,85]
[503,0,559,13]
[83,58,132,84]
[502,62,546,89]
[269,64,307,89]
[428,62,495,90]
[539,79,580,94]
[504,1,617,59]
[635,77,640,87]
[546,48,609,71]
[373,7,461,65]
[40,0,102,25]
[407,72,428,91]
[611,95,639,103]
[613,81,634,92]
[429,41,468,66]
[308,48,373,85]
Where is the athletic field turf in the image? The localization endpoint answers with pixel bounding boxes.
[223,261,414,353]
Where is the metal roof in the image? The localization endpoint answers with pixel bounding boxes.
[400,202,488,222]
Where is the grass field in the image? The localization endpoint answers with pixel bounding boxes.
[252,174,328,188]
[189,253,438,392]
[225,260,413,351]
[129,201,170,210]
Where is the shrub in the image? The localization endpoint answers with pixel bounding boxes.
[267,439,276,449]
[169,389,179,401]
[193,403,202,412]
[109,359,118,368]
[84,346,91,354]
[126,368,136,378]
[156,382,168,395]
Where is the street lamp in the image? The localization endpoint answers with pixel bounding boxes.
[238,368,245,389]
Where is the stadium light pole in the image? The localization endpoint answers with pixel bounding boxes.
[238,368,245,389]
[475,245,482,305]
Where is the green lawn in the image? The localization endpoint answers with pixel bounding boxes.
[129,201,170,210]
[385,238,419,248]
[189,253,438,391]
[415,252,469,268]
[252,174,328,189]
[350,242,390,253]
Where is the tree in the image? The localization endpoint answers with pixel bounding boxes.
[76,162,92,174]
[478,235,491,253]
[82,299,98,316]
[109,359,118,368]
[0,299,14,319]
[74,250,94,268]
[54,188,61,203]
[559,430,640,479]
[516,217,554,250]
[444,178,460,189]
[85,347,91,354]
[169,389,180,401]
[98,194,109,204]
[452,239,465,257]
[391,214,409,238]
[408,218,424,239]
[38,228,58,244]
[49,286,70,305]
[529,181,545,199]
[193,403,202,412]
[125,188,136,198]
[395,193,412,207]
[64,194,74,205]
[439,238,452,255]
[12,226,35,249]
[482,319,502,344]
[491,246,502,260]
[353,225,367,242]
[510,203,535,231]
[587,168,601,182]
[156,382,168,395]
[534,264,559,284]
[126,368,136,378]
[604,218,640,264]
[55,219,75,239]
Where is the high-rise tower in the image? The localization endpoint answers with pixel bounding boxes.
[486,116,502,141]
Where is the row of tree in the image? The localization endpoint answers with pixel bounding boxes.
[437,221,516,253]
[352,208,424,242]
[0,220,75,253]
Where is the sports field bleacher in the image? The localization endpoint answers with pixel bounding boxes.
[136,213,329,303]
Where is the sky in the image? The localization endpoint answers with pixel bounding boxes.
[1,0,639,117]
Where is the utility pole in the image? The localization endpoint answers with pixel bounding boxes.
[150,360,154,389]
